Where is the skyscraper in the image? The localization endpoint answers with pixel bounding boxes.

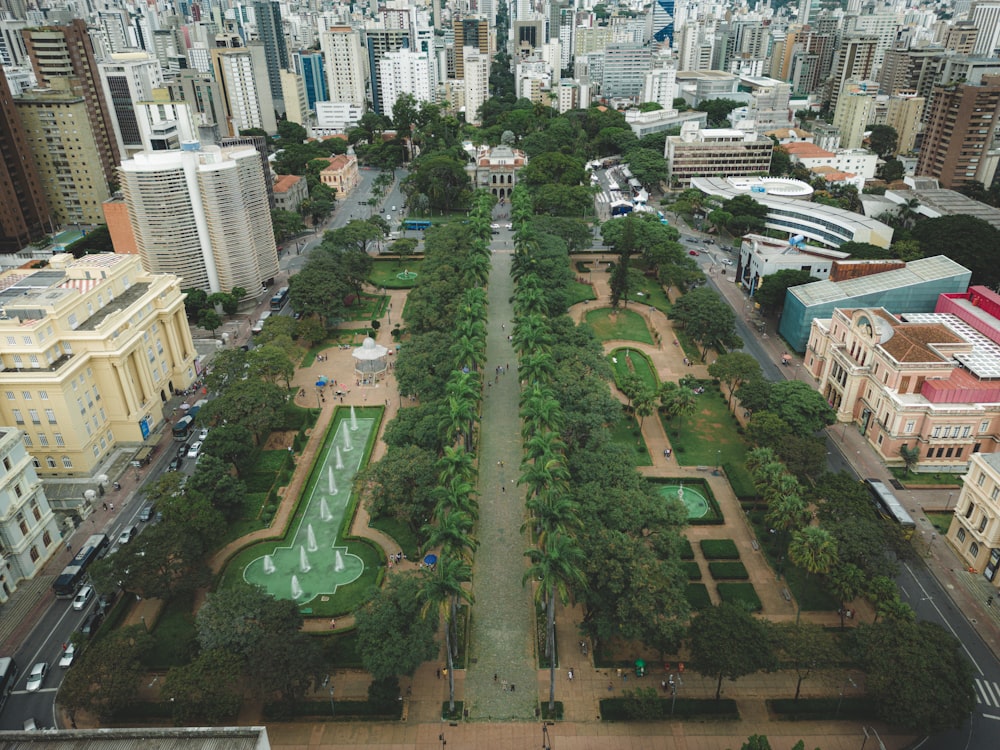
[297,50,326,110]
[379,48,432,115]
[211,45,277,135]
[0,65,51,253]
[917,76,1000,189]
[320,27,367,108]
[253,1,288,113]
[98,52,165,158]
[21,20,121,191]
[971,2,1000,57]
[118,144,279,294]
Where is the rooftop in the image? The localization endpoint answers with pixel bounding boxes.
[783,142,834,158]
[886,186,1000,232]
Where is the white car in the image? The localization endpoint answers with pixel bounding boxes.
[504,223,513,230]
[117,526,137,546]
[25,662,47,692]
[186,441,202,459]
[721,258,734,266]
[490,223,500,230]
[198,428,209,441]
[59,643,76,668]
[72,584,93,611]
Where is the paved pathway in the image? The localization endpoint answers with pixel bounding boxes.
[464,247,538,720]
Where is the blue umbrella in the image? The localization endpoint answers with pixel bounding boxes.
[423,554,438,566]
[315,378,327,387]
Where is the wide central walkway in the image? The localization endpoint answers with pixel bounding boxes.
[464,246,538,720]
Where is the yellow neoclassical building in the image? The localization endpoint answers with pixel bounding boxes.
[0,253,196,477]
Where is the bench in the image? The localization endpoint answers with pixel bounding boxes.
[781,588,792,602]
[751,540,760,551]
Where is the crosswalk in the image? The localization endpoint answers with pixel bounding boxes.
[595,193,610,204]
[975,678,1000,707]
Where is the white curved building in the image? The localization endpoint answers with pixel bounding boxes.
[118,144,279,294]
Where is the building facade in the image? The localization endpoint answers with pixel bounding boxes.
[0,427,62,603]
[211,46,277,136]
[97,52,164,158]
[0,253,197,476]
[319,154,360,198]
[666,124,773,186]
[468,144,527,199]
[118,144,279,295]
[273,174,307,213]
[320,27,367,109]
[947,452,1000,584]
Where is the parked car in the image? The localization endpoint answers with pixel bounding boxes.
[168,456,183,472]
[721,258,733,266]
[689,250,699,256]
[80,610,104,638]
[176,442,189,458]
[22,718,40,731]
[198,428,209,441]
[96,590,119,615]
[59,642,76,668]
[504,223,513,230]
[116,525,137,546]
[139,503,156,522]
[186,441,202,459]
[72,584,93,611]
[25,662,47,692]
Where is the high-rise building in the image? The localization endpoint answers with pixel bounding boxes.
[281,69,308,125]
[379,48,432,114]
[320,27,367,108]
[252,1,288,113]
[885,92,924,155]
[602,44,652,98]
[462,46,489,125]
[0,253,197,476]
[971,1,1000,56]
[296,50,326,110]
[0,19,28,66]
[826,36,878,111]
[21,20,121,191]
[15,79,112,226]
[453,17,490,80]
[117,144,279,295]
[164,70,225,143]
[365,28,412,113]
[651,0,675,44]
[0,66,51,254]
[917,76,1000,188]
[0,427,63,603]
[944,20,980,54]
[211,45,277,135]
[98,52,165,158]
[832,83,877,149]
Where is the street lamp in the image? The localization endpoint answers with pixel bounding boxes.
[835,675,856,717]
[669,674,682,715]
[716,450,721,470]
[329,685,335,718]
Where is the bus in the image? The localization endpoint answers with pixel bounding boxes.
[52,534,109,598]
[865,478,916,539]
[269,286,289,311]
[251,311,272,334]
[172,415,194,441]
[0,657,16,712]
[403,219,431,231]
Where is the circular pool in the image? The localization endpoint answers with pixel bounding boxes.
[659,484,710,519]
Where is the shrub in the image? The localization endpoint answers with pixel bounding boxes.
[685,583,711,610]
[262,700,401,721]
[700,539,740,560]
[708,561,749,580]
[678,537,695,560]
[717,582,762,612]
[600,696,739,721]
[682,561,703,580]
[768,697,875,721]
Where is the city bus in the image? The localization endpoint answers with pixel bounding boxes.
[269,286,289,311]
[403,219,431,231]
[172,415,194,441]
[52,534,109,598]
[865,478,916,539]
[0,657,17,712]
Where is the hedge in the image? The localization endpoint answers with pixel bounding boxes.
[700,539,740,560]
[717,582,762,611]
[263,699,402,721]
[600,697,739,721]
[768,697,876,721]
[708,561,749,580]
[682,561,703,580]
[685,583,712,610]
[679,537,695,560]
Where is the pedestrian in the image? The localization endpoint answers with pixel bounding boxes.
[501,485,505,493]
[65,542,72,552]
[437,669,442,679]
[109,503,114,511]
[501,679,508,691]
[501,323,505,331]
[102,502,108,511]
[568,669,574,681]
[330,619,336,629]
[494,672,498,682]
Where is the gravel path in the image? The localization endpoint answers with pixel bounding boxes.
[464,248,538,720]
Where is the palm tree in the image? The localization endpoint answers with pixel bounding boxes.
[765,494,811,545]
[762,473,801,507]
[827,562,865,629]
[423,509,478,562]
[745,447,779,477]
[633,387,658,431]
[525,487,581,544]
[788,527,838,622]
[665,387,698,433]
[437,446,476,487]
[520,352,556,385]
[866,575,899,624]
[519,457,570,501]
[524,532,587,713]
[420,558,474,713]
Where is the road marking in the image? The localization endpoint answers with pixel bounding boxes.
[983,679,1000,707]
[903,561,984,676]
[10,687,58,696]
[984,713,1000,720]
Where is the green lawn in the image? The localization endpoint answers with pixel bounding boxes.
[889,467,964,487]
[369,259,424,289]
[144,592,198,670]
[341,294,387,322]
[625,276,672,312]
[661,384,748,472]
[925,511,954,535]
[584,308,654,345]
[368,516,420,559]
[610,348,659,391]
[567,280,597,306]
[607,413,652,466]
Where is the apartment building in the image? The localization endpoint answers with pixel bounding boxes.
[0,253,197,476]
[665,123,773,187]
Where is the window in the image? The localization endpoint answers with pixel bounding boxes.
[77,398,84,414]
[61,456,72,468]
[38,434,48,447]
[12,409,23,424]
[18,516,27,535]
[979,472,987,487]
[29,546,39,562]
[46,457,56,468]
[905,420,915,433]
[22,435,32,448]
[992,487,999,501]
[963,426,972,438]
[2,457,9,470]
[31,503,39,521]
[967,503,977,519]
[28,409,39,424]
[4,391,13,400]
[39,391,47,400]
[21,391,30,400]
[54,433,64,446]
[982,421,990,433]
[932,426,941,438]
[14,484,21,498]
[980,517,989,533]
[971,542,981,558]
[45,409,56,423]
[42,531,51,547]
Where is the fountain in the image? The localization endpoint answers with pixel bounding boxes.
[328,466,335,493]
[350,406,358,431]
[263,555,275,575]
[334,550,345,572]
[320,497,333,521]
[335,447,344,470]
[677,482,684,502]
[291,575,303,599]
[299,546,312,573]
[343,430,353,452]
[307,524,318,552]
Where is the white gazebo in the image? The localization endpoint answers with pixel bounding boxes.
[352,337,389,385]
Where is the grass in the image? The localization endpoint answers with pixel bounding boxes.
[341,294,388,323]
[607,413,652,466]
[368,516,420,559]
[144,592,198,670]
[567,280,597,306]
[685,583,712,610]
[925,511,954,535]
[624,275,672,312]
[301,332,361,367]
[610,348,659,392]
[700,539,740,560]
[889,467,963,487]
[661,384,750,478]
[708,561,749,580]
[369,259,424,289]
[717,582,762,612]
[584,308,654,345]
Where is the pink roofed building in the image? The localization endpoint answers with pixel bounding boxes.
[806,286,1000,473]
